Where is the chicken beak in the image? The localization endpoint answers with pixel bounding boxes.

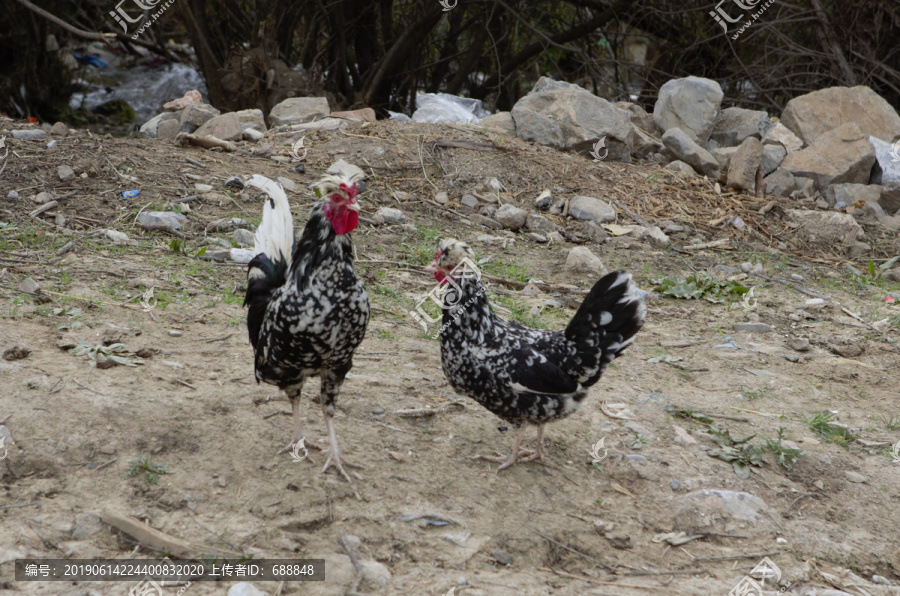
[346,202,361,212]
[424,262,440,273]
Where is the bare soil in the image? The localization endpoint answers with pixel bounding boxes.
[1,119,900,595]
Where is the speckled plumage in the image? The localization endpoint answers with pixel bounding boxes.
[243,175,368,480]
[432,240,645,429]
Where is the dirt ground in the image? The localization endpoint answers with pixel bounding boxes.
[1,118,900,595]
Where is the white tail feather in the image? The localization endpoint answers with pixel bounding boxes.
[247,175,293,270]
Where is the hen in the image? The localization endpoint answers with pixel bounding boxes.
[244,174,369,481]
[425,239,646,471]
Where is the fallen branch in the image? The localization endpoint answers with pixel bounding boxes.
[175,133,237,152]
[30,201,58,218]
[14,0,115,41]
[395,402,466,417]
[102,509,242,559]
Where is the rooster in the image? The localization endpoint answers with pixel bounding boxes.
[425,239,645,471]
[244,174,369,481]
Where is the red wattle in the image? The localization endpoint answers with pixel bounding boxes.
[325,205,360,235]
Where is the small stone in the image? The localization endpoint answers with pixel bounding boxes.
[664,223,684,234]
[787,337,810,352]
[376,207,406,225]
[276,177,297,192]
[461,194,479,208]
[845,471,866,483]
[138,211,186,231]
[534,190,553,211]
[242,128,265,142]
[670,479,681,490]
[372,408,385,415]
[740,262,754,272]
[233,228,255,247]
[20,277,40,294]
[49,121,69,137]
[2,346,30,361]
[479,204,497,218]
[547,231,564,243]
[492,549,513,565]
[195,183,214,192]
[487,177,503,191]
[168,330,183,337]
[673,425,697,446]
[224,176,245,190]
[35,191,54,204]
[105,229,130,244]
[326,159,365,182]
[494,204,528,231]
[604,532,633,549]
[872,575,890,585]
[568,196,617,223]
[359,560,392,588]
[434,191,449,205]
[565,246,607,273]
[526,232,547,243]
[58,165,75,181]
[7,190,18,200]
[733,322,772,333]
[99,445,116,455]
[217,478,226,487]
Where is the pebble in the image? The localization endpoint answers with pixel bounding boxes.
[277,177,297,192]
[526,232,547,243]
[565,246,606,273]
[58,165,75,181]
[224,176,245,190]
[195,183,213,192]
[542,299,561,308]
[790,273,804,281]
[494,204,528,231]
[664,223,684,234]
[434,191,449,205]
[546,231,564,243]
[491,549,513,565]
[534,190,553,210]
[168,330,183,337]
[35,191,54,204]
[233,228,255,247]
[670,479,681,490]
[487,177,502,191]
[787,337,810,352]
[740,262,754,273]
[733,322,772,333]
[292,163,306,174]
[461,194,479,208]
[372,408,385,415]
[20,278,40,294]
[872,575,890,585]
[376,207,406,225]
[845,471,866,483]
[7,191,18,200]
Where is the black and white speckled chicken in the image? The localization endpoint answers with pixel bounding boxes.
[244,174,369,481]
[425,239,646,471]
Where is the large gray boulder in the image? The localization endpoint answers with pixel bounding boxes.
[511,77,633,161]
[785,209,864,255]
[479,111,517,135]
[825,183,880,207]
[779,123,875,189]
[763,168,796,197]
[140,111,178,138]
[780,86,900,145]
[761,144,786,176]
[653,76,724,144]
[710,107,767,148]
[662,128,720,178]
[269,97,331,127]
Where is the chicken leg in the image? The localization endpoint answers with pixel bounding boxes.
[276,383,311,456]
[318,368,353,482]
[477,426,539,471]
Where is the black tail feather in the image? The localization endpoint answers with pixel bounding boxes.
[564,271,646,387]
[244,253,288,349]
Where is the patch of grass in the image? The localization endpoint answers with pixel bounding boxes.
[806,411,856,447]
[481,260,530,283]
[705,425,763,478]
[654,274,749,303]
[878,414,900,432]
[222,289,243,305]
[372,284,401,299]
[740,386,776,401]
[763,428,805,468]
[123,455,171,484]
[492,294,546,329]
[379,329,395,340]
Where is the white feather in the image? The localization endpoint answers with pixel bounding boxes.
[247,175,293,268]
